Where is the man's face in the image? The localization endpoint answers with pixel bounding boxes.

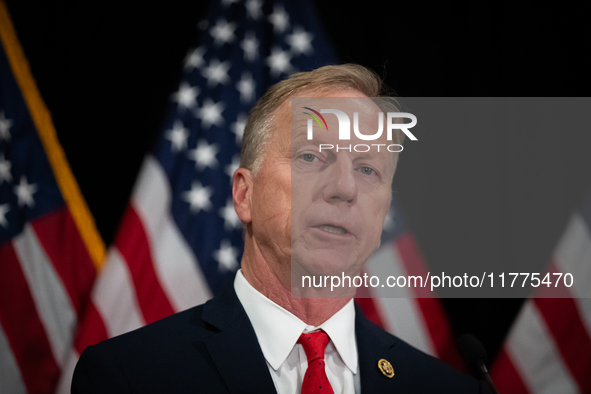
[247,90,396,290]
[290,94,395,282]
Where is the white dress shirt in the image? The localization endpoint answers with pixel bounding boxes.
[234,270,360,394]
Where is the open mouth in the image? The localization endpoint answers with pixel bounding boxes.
[318,225,348,235]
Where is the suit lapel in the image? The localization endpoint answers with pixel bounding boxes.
[200,286,277,394]
[199,290,415,393]
[356,304,410,393]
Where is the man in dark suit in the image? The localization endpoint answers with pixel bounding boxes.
[73,64,486,393]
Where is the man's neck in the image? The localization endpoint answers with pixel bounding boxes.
[240,254,351,327]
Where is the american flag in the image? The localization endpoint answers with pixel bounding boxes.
[54,0,342,390]
[55,0,466,390]
[491,188,591,393]
[0,1,105,392]
[358,199,465,369]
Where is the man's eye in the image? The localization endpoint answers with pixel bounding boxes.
[301,154,316,162]
[360,167,374,175]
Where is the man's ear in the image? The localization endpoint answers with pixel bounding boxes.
[232,167,253,224]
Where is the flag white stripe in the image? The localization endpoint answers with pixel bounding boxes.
[55,348,79,394]
[507,302,579,394]
[555,214,591,298]
[375,297,434,355]
[92,248,145,337]
[555,214,591,336]
[365,242,435,356]
[132,156,212,311]
[13,224,76,366]
[0,323,27,394]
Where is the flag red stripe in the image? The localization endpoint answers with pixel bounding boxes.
[534,297,591,392]
[73,302,109,354]
[395,234,466,370]
[415,297,466,370]
[0,242,60,394]
[394,235,430,296]
[354,281,386,329]
[491,348,530,394]
[31,208,97,313]
[115,205,175,324]
[355,297,386,328]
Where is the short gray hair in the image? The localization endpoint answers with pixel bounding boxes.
[240,64,395,174]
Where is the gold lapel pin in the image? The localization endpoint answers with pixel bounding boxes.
[378,358,394,378]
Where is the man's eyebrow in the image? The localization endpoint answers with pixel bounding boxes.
[357,155,394,173]
[354,151,391,160]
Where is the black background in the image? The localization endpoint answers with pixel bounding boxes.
[4,0,590,365]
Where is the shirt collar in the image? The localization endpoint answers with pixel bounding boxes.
[234,270,358,373]
[314,298,358,373]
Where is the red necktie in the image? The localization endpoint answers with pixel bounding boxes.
[297,331,335,394]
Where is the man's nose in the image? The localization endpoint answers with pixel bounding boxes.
[322,158,358,204]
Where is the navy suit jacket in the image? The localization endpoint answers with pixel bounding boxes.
[72,285,486,393]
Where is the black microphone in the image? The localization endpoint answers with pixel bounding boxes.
[458,334,499,394]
